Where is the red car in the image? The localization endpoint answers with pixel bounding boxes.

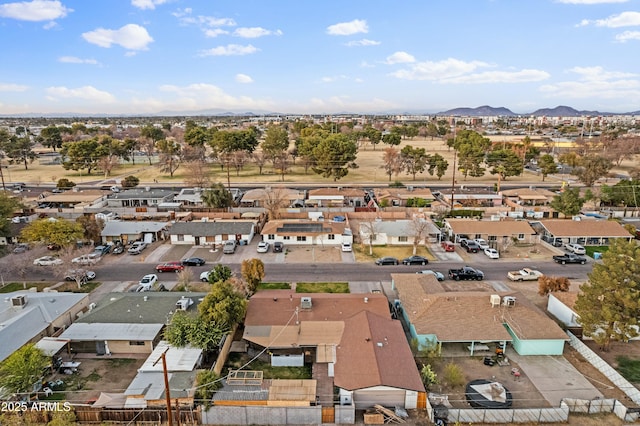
[441,241,455,252]
[155,262,185,273]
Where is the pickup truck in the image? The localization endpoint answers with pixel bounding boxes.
[553,253,587,265]
[448,266,484,281]
[508,268,543,281]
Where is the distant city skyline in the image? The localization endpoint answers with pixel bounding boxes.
[0,0,639,116]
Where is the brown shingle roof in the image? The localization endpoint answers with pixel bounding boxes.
[308,188,364,197]
[445,218,535,236]
[550,292,579,311]
[334,311,425,392]
[260,220,347,236]
[537,219,631,237]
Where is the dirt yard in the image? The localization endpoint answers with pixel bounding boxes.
[283,246,342,263]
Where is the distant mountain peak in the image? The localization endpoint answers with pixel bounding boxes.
[438,106,516,116]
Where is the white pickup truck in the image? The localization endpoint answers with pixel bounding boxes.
[507,268,543,281]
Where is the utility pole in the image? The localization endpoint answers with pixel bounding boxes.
[450,127,457,214]
[153,348,173,426]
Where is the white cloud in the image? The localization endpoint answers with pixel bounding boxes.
[360,61,375,68]
[233,27,282,38]
[131,0,167,10]
[320,75,348,83]
[58,56,99,65]
[45,86,116,103]
[616,30,640,42]
[0,83,28,92]
[199,44,259,56]
[82,24,154,50]
[326,19,368,36]
[390,58,490,81]
[441,69,551,84]
[539,66,640,100]
[235,74,254,83]
[204,28,228,38]
[557,0,628,3]
[0,0,71,22]
[345,39,380,47]
[385,51,416,64]
[154,83,273,110]
[174,9,236,27]
[579,11,640,27]
[306,96,395,113]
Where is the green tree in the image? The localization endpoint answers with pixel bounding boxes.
[38,125,64,150]
[156,138,182,177]
[311,134,358,181]
[140,124,165,144]
[364,126,382,150]
[574,155,612,187]
[206,264,233,283]
[241,258,265,295]
[427,153,448,180]
[550,188,584,217]
[122,175,140,188]
[201,183,233,208]
[198,280,247,328]
[262,125,290,160]
[537,154,557,181]
[1,134,36,170]
[76,215,104,243]
[0,344,49,396]
[0,192,23,239]
[164,311,228,351]
[382,132,401,146]
[210,129,259,188]
[400,145,428,180]
[56,178,76,189]
[574,239,640,351]
[20,218,84,247]
[195,370,222,407]
[60,139,101,175]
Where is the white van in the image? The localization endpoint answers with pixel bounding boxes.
[223,240,237,254]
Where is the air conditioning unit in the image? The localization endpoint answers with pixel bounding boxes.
[176,297,194,311]
[11,295,27,307]
[300,297,312,309]
[502,296,516,307]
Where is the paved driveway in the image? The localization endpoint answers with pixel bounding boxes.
[507,352,603,406]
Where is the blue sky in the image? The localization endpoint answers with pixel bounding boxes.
[0,0,639,115]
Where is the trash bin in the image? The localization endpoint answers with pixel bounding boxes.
[594,252,602,260]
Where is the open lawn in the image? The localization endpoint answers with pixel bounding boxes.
[295,282,349,293]
[585,245,608,258]
[226,353,311,380]
[354,243,434,263]
[258,282,291,290]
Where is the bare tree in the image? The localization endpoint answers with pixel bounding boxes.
[263,187,290,220]
[273,151,291,182]
[407,216,431,255]
[184,160,211,188]
[359,213,380,256]
[253,151,267,175]
[231,150,249,176]
[97,155,120,178]
[382,147,402,181]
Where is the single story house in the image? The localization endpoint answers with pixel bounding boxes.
[242,291,425,409]
[35,190,108,210]
[358,219,441,245]
[100,221,169,245]
[169,220,256,246]
[0,291,89,362]
[392,273,568,356]
[530,218,633,246]
[374,187,435,207]
[438,188,503,208]
[239,188,305,208]
[443,218,537,246]
[173,187,205,207]
[306,187,365,207]
[59,293,206,356]
[105,188,176,208]
[261,220,349,246]
[501,187,557,207]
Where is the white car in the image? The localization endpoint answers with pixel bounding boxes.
[416,270,445,281]
[565,243,586,255]
[474,238,490,250]
[71,253,101,265]
[33,256,63,266]
[257,241,270,253]
[137,274,158,291]
[341,242,353,252]
[484,248,500,259]
[200,271,212,282]
[64,270,96,281]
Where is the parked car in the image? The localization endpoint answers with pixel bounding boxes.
[128,242,146,255]
[156,262,185,273]
[565,243,586,255]
[64,270,96,282]
[402,255,428,265]
[182,257,206,266]
[223,240,237,254]
[417,270,445,281]
[200,271,212,282]
[33,256,63,266]
[441,241,455,252]
[47,243,61,251]
[484,248,499,259]
[137,274,158,291]
[448,266,484,281]
[464,241,480,253]
[341,242,352,252]
[257,241,270,253]
[375,257,399,266]
[273,242,284,253]
[12,243,29,254]
[112,244,125,254]
[474,239,490,250]
[553,253,587,265]
[71,253,101,265]
[93,245,111,256]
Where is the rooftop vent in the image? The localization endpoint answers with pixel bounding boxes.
[11,295,27,308]
[176,297,194,311]
[502,296,516,307]
[490,294,501,308]
[300,297,312,309]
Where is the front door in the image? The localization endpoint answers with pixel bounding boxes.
[95,341,106,355]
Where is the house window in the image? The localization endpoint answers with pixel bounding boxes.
[398,236,408,242]
[517,233,525,240]
[284,236,290,240]
[296,236,307,242]
[475,234,482,239]
[371,234,377,241]
[177,235,184,241]
[328,234,335,240]
[268,234,275,240]
[129,341,145,346]
[488,236,497,242]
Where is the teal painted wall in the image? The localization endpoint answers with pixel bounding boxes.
[505,324,565,355]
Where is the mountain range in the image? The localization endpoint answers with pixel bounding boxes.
[437,105,640,117]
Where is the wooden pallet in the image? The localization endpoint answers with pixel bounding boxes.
[373,404,406,424]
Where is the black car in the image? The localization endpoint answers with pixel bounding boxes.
[273,242,284,252]
[182,257,206,266]
[375,257,399,266]
[112,244,125,254]
[402,255,428,265]
[464,241,480,253]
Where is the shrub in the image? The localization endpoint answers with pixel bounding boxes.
[420,364,438,389]
[443,362,465,388]
[538,276,570,296]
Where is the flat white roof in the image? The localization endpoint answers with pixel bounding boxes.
[139,341,202,372]
[59,323,163,341]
